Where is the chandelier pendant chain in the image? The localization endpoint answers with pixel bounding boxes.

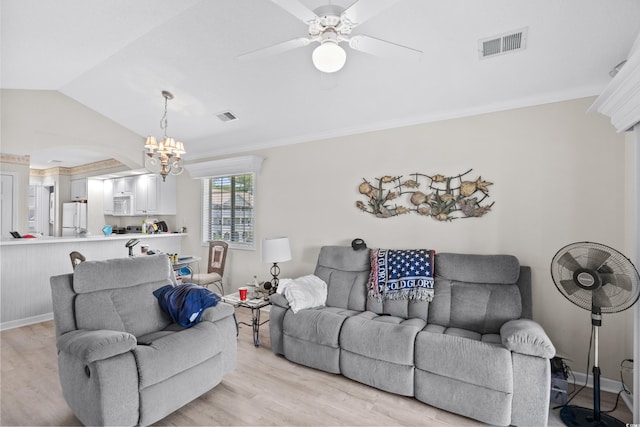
[160,90,172,140]
[144,90,185,181]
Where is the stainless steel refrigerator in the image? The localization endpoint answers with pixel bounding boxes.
[62,202,87,236]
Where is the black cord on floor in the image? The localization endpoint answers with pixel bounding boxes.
[552,326,593,410]
[602,358,633,414]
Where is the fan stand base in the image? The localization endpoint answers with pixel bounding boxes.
[559,405,626,427]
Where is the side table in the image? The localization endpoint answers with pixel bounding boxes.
[222,291,271,347]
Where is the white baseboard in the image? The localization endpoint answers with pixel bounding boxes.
[572,371,634,413]
[0,313,53,331]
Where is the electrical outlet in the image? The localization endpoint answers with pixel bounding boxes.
[621,359,634,373]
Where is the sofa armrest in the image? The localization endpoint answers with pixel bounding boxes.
[200,301,235,323]
[57,329,137,364]
[269,293,290,309]
[500,319,556,359]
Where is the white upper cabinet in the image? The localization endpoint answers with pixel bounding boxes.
[103,173,175,216]
[134,174,160,215]
[113,176,134,195]
[70,178,88,201]
[103,179,114,214]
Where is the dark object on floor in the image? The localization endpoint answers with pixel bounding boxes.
[560,405,626,427]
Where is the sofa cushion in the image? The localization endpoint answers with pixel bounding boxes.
[133,320,225,389]
[415,331,513,393]
[341,311,426,365]
[453,280,522,334]
[435,253,520,284]
[427,253,523,335]
[283,306,359,348]
[57,329,137,364]
[500,319,556,358]
[73,255,175,337]
[75,282,171,337]
[367,296,430,321]
[340,311,425,397]
[314,246,370,311]
[421,325,501,344]
[341,351,416,396]
[282,305,360,374]
[414,369,512,426]
[73,254,174,293]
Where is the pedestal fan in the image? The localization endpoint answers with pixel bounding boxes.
[551,242,640,427]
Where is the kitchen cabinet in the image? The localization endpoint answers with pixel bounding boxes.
[103,179,114,214]
[70,178,88,201]
[134,174,160,214]
[113,176,134,195]
[103,174,176,216]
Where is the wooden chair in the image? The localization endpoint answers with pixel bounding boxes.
[69,251,86,270]
[190,241,228,295]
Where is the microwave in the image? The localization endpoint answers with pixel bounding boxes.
[113,195,134,216]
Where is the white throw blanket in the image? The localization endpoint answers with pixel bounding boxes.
[277,274,328,313]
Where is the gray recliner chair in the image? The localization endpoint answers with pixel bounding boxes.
[50,254,237,426]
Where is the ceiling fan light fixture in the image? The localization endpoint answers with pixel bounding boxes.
[312,40,346,73]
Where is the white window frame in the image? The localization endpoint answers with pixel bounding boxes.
[201,172,255,250]
[186,155,263,251]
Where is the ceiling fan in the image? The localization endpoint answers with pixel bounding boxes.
[239,0,422,73]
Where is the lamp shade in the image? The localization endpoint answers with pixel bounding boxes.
[262,237,292,263]
[312,41,346,73]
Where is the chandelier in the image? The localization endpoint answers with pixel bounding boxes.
[144,90,185,181]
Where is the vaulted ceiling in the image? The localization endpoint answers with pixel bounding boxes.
[2,0,639,169]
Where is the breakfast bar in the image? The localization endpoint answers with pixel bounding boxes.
[0,233,186,330]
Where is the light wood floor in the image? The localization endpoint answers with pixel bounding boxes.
[1,309,633,426]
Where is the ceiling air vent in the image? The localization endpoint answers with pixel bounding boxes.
[216,111,238,122]
[478,27,528,59]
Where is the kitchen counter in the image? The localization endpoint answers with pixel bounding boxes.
[0,232,187,330]
[0,232,187,246]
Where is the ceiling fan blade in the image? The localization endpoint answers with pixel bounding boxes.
[238,37,311,61]
[599,273,632,291]
[271,0,318,24]
[342,0,401,27]
[592,286,612,308]
[556,251,583,273]
[586,247,611,270]
[559,279,582,295]
[348,35,422,58]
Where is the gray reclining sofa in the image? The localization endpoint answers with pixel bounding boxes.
[50,255,237,426]
[269,246,556,426]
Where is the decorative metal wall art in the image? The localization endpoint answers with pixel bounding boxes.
[356,169,494,221]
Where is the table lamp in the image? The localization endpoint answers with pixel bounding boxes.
[261,237,291,292]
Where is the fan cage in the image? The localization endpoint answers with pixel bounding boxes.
[550,241,640,313]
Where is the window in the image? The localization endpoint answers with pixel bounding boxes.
[201,173,254,248]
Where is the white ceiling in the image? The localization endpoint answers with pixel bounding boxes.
[2,0,640,170]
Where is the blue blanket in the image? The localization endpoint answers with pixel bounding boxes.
[153,283,220,328]
[368,249,435,302]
